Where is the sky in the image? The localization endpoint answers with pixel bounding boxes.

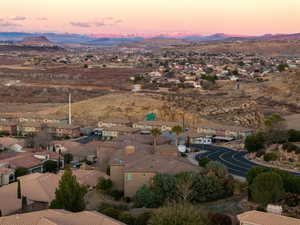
[0,0,300,36]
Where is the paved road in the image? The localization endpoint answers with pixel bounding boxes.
[192,144,300,178]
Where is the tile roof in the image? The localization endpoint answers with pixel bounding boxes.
[237,210,300,225]
[0,209,126,225]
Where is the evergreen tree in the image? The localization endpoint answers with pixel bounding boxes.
[50,167,87,212]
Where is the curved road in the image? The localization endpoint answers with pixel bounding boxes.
[192,144,300,178]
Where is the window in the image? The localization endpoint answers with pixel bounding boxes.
[127,173,132,181]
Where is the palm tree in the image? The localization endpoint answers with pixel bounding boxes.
[172,125,183,146]
[151,128,161,154]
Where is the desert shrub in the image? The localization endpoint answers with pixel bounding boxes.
[263,152,278,162]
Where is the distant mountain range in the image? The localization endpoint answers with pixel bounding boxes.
[0,32,299,46]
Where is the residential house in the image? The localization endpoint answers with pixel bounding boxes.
[102,126,139,139]
[0,209,126,225]
[0,151,61,174]
[186,130,212,145]
[107,144,199,197]
[133,121,181,132]
[237,210,300,225]
[45,123,81,138]
[0,169,107,216]
[98,118,131,128]
[196,122,253,139]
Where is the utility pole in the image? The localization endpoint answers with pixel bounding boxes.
[68,93,72,125]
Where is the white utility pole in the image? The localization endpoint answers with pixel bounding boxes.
[68,93,72,125]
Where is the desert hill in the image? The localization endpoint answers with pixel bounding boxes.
[17,36,56,47]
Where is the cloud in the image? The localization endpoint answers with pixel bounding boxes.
[10,16,27,21]
[37,17,48,21]
[70,22,91,28]
[70,18,123,28]
[94,22,106,27]
[0,22,22,27]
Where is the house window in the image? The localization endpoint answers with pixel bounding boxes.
[127,173,132,181]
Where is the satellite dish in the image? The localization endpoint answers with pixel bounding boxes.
[178,145,186,153]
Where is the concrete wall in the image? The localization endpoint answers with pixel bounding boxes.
[110,165,125,191]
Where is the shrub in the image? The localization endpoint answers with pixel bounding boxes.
[208,212,232,225]
[288,129,300,142]
[43,160,59,173]
[100,208,121,219]
[109,190,124,201]
[263,152,278,162]
[148,203,209,225]
[134,185,161,208]
[118,212,136,225]
[250,172,284,205]
[198,157,211,167]
[245,132,265,153]
[15,167,29,178]
[282,193,300,207]
[96,177,113,193]
[135,212,152,225]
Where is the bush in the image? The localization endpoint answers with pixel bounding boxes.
[148,203,209,225]
[118,212,136,225]
[109,190,124,201]
[263,152,278,162]
[96,178,113,193]
[288,129,300,142]
[192,175,227,202]
[134,185,161,208]
[208,212,232,225]
[43,160,59,173]
[282,193,300,207]
[198,157,211,167]
[245,132,265,153]
[15,167,29,178]
[101,208,121,220]
[135,212,152,225]
[250,172,284,205]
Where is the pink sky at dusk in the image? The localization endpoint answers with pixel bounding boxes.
[0,0,300,36]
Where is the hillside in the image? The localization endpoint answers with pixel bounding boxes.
[40,93,203,126]
[17,36,56,47]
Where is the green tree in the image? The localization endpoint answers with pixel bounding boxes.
[277,64,288,72]
[151,128,161,153]
[15,167,29,178]
[245,132,265,153]
[152,173,177,203]
[63,153,73,164]
[171,125,183,146]
[288,129,300,142]
[148,203,209,225]
[134,185,161,208]
[43,160,59,173]
[246,167,270,185]
[250,172,284,205]
[192,175,226,202]
[50,167,87,212]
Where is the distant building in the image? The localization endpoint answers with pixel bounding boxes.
[133,121,181,132]
[98,118,131,128]
[102,126,140,138]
